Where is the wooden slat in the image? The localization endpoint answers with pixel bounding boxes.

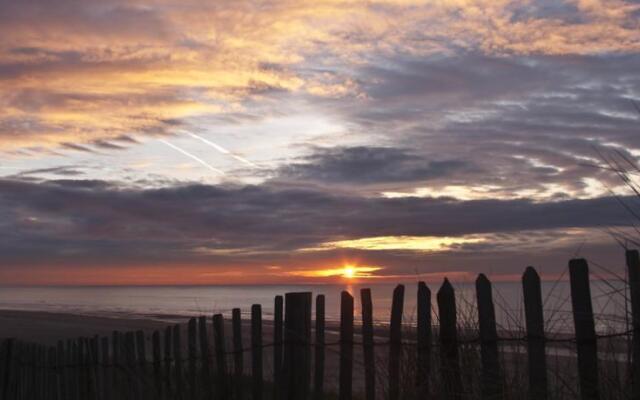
[187,318,198,400]
[232,308,244,400]
[627,250,640,399]
[135,331,147,400]
[360,288,375,400]
[198,316,213,400]
[417,282,432,398]
[173,324,184,400]
[251,304,263,400]
[569,259,599,400]
[438,279,462,400]
[314,294,326,400]
[522,266,547,400]
[476,274,502,399]
[274,295,284,400]
[213,314,228,398]
[163,326,173,400]
[339,291,354,400]
[388,285,405,400]
[152,331,163,400]
[283,292,312,400]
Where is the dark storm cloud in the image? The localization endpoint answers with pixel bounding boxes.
[0,178,632,266]
[277,146,470,184]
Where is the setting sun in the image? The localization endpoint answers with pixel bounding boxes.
[342,266,356,279]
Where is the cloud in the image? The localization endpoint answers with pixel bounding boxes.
[0,0,638,154]
[277,146,469,185]
[0,178,631,273]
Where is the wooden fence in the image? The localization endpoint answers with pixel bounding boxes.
[1,251,640,400]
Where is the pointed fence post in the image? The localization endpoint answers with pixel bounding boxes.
[232,308,244,400]
[173,324,183,400]
[438,278,462,400]
[163,326,173,400]
[274,295,284,400]
[213,314,228,399]
[339,291,354,400]
[476,274,503,399]
[627,250,640,399]
[361,288,375,400]
[314,294,325,400]
[187,318,198,400]
[152,331,163,400]
[198,316,213,400]
[389,285,405,400]
[251,304,263,400]
[283,292,312,400]
[522,266,547,400]
[135,330,147,399]
[417,282,432,398]
[569,258,599,400]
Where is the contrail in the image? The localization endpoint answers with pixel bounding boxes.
[182,131,260,168]
[159,139,225,175]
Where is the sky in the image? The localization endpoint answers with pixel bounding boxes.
[0,0,640,285]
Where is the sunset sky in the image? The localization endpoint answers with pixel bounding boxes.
[1,0,639,284]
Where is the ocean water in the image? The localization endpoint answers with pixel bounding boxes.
[0,280,629,333]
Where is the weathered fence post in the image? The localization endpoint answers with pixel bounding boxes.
[124,332,138,400]
[339,291,354,400]
[135,330,147,399]
[163,326,173,400]
[417,282,432,397]
[173,324,184,400]
[152,331,163,400]
[2,338,13,400]
[569,258,599,400]
[314,294,325,400]
[111,332,121,400]
[213,314,228,399]
[251,304,263,400]
[187,318,198,400]
[232,308,244,400]
[361,288,375,400]
[438,278,462,400]
[283,292,312,400]
[274,295,284,400]
[627,250,640,399]
[198,316,213,400]
[389,285,405,400]
[476,274,503,399]
[522,266,547,400]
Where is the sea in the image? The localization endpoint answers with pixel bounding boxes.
[0,280,629,334]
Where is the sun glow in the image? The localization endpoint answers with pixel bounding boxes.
[342,266,356,279]
[284,265,382,279]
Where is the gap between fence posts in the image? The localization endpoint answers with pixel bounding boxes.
[569,258,599,400]
[522,266,547,400]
